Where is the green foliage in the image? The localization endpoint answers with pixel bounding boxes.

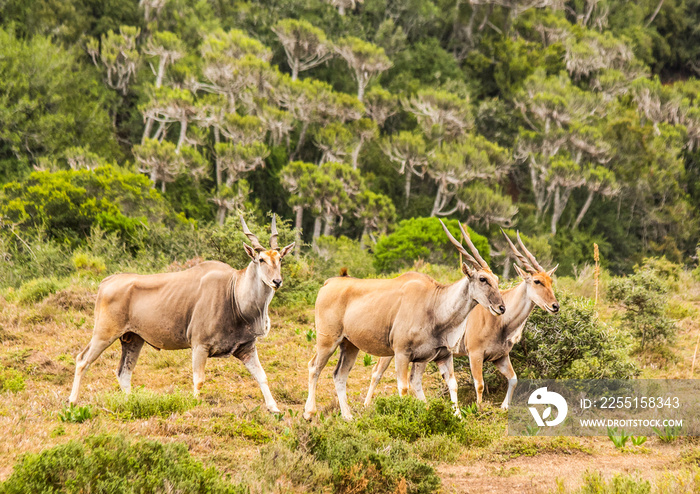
[652,424,681,443]
[100,389,199,420]
[0,435,246,494]
[313,235,376,279]
[606,427,630,449]
[0,366,25,393]
[569,471,652,494]
[607,264,676,351]
[16,277,61,304]
[0,166,188,246]
[512,295,639,379]
[58,404,93,424]
[374,217,490,273]
[0,28,119,180]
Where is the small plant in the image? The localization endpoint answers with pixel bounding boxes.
[305,328,316,342]
[459,403,479,418]
[607,427,630,449]
[524,424,540,436]
[100,389,199,420]
[0,366,25,393]
[58,404,93,423]
[630,435,647,446]
[16,277,62,304]
[653,424,681,443]
[363,353,375,367]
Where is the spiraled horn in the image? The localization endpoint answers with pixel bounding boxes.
[240,215,265,252]
[458,222,491,272]
[439,219,480,269]
[270,214,279,250]
[500,228,538,275]
[516,231,545,272]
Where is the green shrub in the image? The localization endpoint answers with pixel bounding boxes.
[58,404,93,423]
[100,389,199,420]
[0,367,25,393]
[511,295,639,379]
[16,277,61,304]
[0,435,246,494]
[71,251,106,276]
[374,217,489,273]
[313,235,376,279]
[608,266,676,351]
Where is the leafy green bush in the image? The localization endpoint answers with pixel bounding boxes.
[0,367,25,393]
[100,389,199,420]
[313,235,376,279]
[0,435,246,494]
[511,295,639,379]
[58,404,93,423]
[608,266,676,351]
[16,277,61,304]
[374,217,490,273]
[71,251,106,276]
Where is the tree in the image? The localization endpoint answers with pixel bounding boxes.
[335,37,392,101]
[316,162,364,236]
[141,87,199,151]
[355,190,396,248]
[457,184,518,227]
[348,118,379,169]
[141,31,185,143]
[324,0,363,16]
[402,89,473,143]
[363,87,399,127]
[314,122,354,164]
[272,19,333,81]
[86,26,141,95]
[133,138,182,192]
[427,134,510,216]
[281,161,317,256]
[380,131,430,206]
[0,29,118,180]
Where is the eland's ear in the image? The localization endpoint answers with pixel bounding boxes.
[279,242,295,259]
[461,262,475,278]
[547,264,559,276]
[243,242,258,261]
[513,264,531,280]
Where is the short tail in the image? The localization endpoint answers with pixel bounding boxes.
[339,267,349,277]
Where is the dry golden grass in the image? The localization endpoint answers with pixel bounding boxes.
[0,279,694,492]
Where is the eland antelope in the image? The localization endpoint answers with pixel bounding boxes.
[303,220,505,420]
[364,229,558,409]
[69,215,294,413]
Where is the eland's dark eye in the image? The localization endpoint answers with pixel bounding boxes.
[479,277,486,283]
[534,279,542,285]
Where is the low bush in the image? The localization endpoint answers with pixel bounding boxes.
[0,366,25,393]
[313,235,376,279]
[16,277,62,304]
[0,435,246,494]
[100,389,199,420]
[608,265,676,351]
[511,295,639,379]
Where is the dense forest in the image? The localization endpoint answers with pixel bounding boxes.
[1,0,700,278]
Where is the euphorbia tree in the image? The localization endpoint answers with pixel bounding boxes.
[272,19,333,81]
[86,26,140,96]
[133,138,182,192]
[402,89,473,142]
[335,37,391,101]
[281,161,317,255]
[380,131,430,206]
[355,190,396,248]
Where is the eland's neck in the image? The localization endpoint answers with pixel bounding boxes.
[233,263,275,324]
[434,276,478,329]
[500,281,535,336]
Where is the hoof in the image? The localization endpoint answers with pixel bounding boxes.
[303,411,315,421]
[268,406,281,414]
[501,404,509,410]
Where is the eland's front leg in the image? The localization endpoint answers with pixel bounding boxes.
[409,361,428,401]
[437,355,460,414]
[192,345,208,397]
[364,356,393,407]
[495,355,517,409]
[240,346,279,414]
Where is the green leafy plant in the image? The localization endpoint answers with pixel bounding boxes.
[100,389,199,420]
[0,367,25,393]
[363,353,375,367]
[305,328,316,342]
[58,404,93,424]
[607,427,630,449]
[630,435,647,446]
[652,424,681,443]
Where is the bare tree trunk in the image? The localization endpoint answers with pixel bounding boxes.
[357,77,366,102]
[573,190,595,230]
[294,205,303,257]
[291,121,310,160]
[176,119,188,152]
[291,60,299,81]
[214,126,222,188]
[645,0,665,27]
[502,255,512,280]
[216,204,227,225]
[150,169,157,187]
[142,58,168,144]
[142,118,155,144]
[431,186,443,217]
[550,186,574,234]
[360,225,367,249]
[351,142,362,169]
[323,214,334,236]
[478,4,493,32]
[312,216,322,251]
[404,170,412,207]
[161,180,166,194]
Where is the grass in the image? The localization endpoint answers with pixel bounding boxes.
[99,388,200,420]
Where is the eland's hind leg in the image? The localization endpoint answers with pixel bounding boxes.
[364,356,393,407]
[303,336,342,421]
[69,333,121,404]
[116,333,145,394]
[334,339,360,420]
